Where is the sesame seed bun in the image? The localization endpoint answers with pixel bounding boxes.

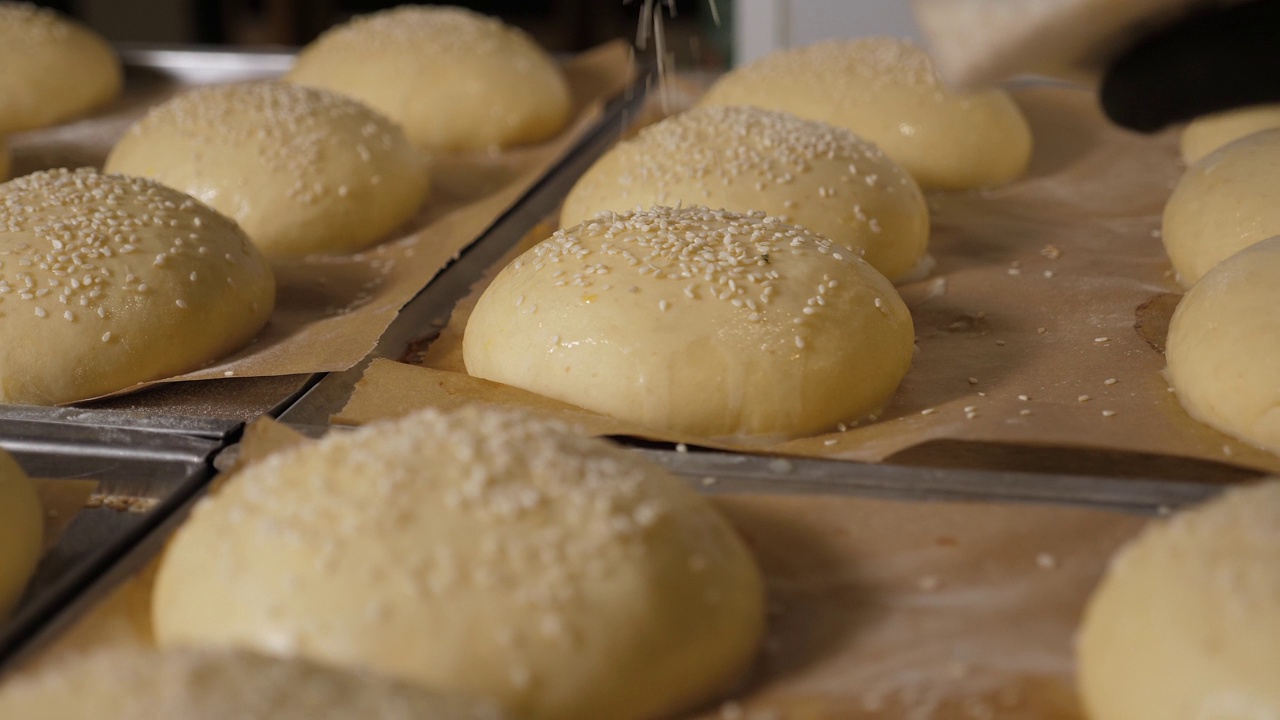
[0,168,274,405]
[105,82,429,258]
[286,6,571,153]
[1077,480,1280,719]
[0,449,40,618]
[152,405,764,720]
[0,2,122,134]
[0,646,514,719]
[464,206,915,439]
[561,105,930,282]
[700,38,1032,191]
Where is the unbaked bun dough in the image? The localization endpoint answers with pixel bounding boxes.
[0,449,41,618]
[1077,479,1280,720]
[0,3,122,134]
[0,168,275,405]
[561,106,930,282]
[286,6,571,152]
[0,646,513,719]
[1181,103,1280,165]
[1162,128,1280,286]
[105,82,428,258]
[1165,235,1280,454]
[699,37,1032,190]
[152,406,764,720]
[464,206,915,438]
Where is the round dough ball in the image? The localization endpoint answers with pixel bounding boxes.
[1165,235,1280,454]
[0,449,41,618]
[699,37,1032,191]
[1163,128,1280,286]
[0,3,122,134]
[0,646,513,719]
[1077,480,1280,720]
[464,206,915,438]
[1181,103,1280,165]
[152,406,765,720]
[561,106,930,282]
[104,82,428,258]
[0,168,275,405]
[286,6,571,152]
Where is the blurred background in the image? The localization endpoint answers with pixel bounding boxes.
[29,0,923,68]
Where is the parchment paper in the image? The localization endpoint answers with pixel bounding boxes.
[6,42,637,400]
[335,84,1280,476]
[12,418,1151,719]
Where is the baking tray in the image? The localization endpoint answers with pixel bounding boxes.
[2,44,650,432]
[0,419,221,673]
[219,423,1221,516]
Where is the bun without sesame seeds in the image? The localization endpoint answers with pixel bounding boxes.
[105,82,429,258]
[561,105,930,282]
[464,206,915,439]
[1165,236,1280,455]
[0,2,122,134]
[1076,480,1280,720]
[1161,128,1280,287]
[286,5,571,152]
[700,38,1032,191]
[0,168,275,405]
[152,405,765,720]
[0,646,516,720]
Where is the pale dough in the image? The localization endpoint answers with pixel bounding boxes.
[1181,103,1280,165]
[105,82,429,258]
[1162,128,1280,286]
[0,168,275,405]
[699,37,1032,190]
[0,2,122,134]
[0,646,513,719]
[0,449,41,618]
[1077,479,1280,720]
[286,6,571,152]
[561,105,930,282]
[1165,236,1280,455]
[152,406,765,720]
[464,206,915,439]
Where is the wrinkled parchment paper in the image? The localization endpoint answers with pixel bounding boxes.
[6,42,636,403]
[336,85,1280,476]
[13,417,1152,719]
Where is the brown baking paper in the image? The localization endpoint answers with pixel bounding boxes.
[336,84,1280,475]
[13,417,1150,719]
[6,42,637,400]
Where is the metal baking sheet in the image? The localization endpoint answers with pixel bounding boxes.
[0,419,221,673]
[219,424,1221,515]
[0,45,648,435]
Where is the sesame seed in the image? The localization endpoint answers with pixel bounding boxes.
[823,438,838,446]
[1101,409,1117,417]
[175,299,188,309]
[1078,395,1091,402]
[920,408,937,415]
[1094,337,1109,343]
[33,307,46,318]
[101,331,112,342]
[1036,553,1058,569]
[967,377,978,385]
[1104,378,1117,385]
[794,335,806,349]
